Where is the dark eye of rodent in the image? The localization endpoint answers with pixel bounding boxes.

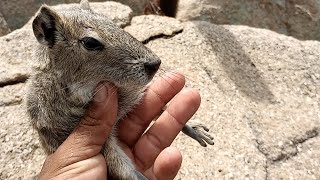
[80,37,104,51]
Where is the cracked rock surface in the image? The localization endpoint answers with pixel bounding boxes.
[1,2,320,180]
[124,15,183,43]
[139,21,320,179]
[268,135,320,179]
[177,0,320,41]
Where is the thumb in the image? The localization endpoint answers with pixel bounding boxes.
[54,83,118,165]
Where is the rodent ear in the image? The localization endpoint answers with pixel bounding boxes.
[32,5,61,48]
[80,0,91,11]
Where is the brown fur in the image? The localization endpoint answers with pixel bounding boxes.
[27,1,159,179]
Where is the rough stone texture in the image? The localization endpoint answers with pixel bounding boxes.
[0,84,45,180]
[1,0,320,41]
[0,83,24,106]
[0,0,106,31]
[268,135,320,179]
[124,15,183,42]
[33,2,133,28]
[0,11,10,37]
[177,0,320,41]
[1,3,320,180]
[90,1,133,27]
[0,0,139,34]
[0,27,35,87]
[128,16,320,179]
[111,0,147,16]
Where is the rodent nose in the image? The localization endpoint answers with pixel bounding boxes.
[144,59,161,76]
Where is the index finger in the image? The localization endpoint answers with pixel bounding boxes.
[117,72,185,147]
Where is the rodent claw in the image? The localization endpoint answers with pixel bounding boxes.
[182,123,214,147]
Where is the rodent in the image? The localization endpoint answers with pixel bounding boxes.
[26,1,213,179]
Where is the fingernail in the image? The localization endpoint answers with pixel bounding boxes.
[94,84,108,103]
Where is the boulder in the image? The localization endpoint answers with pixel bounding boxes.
[124,15,183,42]
[0,0,126,31]
[2,0,319,41]
[132,16,320,179]
[0,2,319,180]
[177,0,320,41]
[111,0,147,16]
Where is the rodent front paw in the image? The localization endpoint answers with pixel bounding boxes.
[182,123,214,147]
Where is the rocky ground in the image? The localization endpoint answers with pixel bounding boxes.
[0,1,319,180]
[1,0,320,41]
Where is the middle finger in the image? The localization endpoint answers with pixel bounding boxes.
[132,88,201,171]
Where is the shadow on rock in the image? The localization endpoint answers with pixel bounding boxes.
[194,22,275,103]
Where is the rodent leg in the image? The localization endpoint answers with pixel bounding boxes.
[104,135,147,180]
[159,106,214,147]
[182,123,214,147]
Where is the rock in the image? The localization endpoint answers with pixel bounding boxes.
[90,1,133,28]
[176,0,320,41]
[0,11,10,37]
[124,15,183,42]
[0,83,25,106]
[128,19,320,178]
[1,2,320,180]
[0,84,45,180]
[111,0,147,16]
[38,2,133,28]
[268,136,320,179]
[2,0,320,41]
[0,27,35,88]
[0,0,128,31]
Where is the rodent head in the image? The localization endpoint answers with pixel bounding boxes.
[32,1,161,88]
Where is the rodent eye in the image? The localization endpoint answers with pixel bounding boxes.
[80,37,104,51]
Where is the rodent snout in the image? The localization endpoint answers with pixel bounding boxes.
[144,59,161,76]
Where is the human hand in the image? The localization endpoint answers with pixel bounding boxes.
[38,72,201,180]
[117,72,200,179]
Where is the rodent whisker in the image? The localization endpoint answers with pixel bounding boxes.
[157,67,216,105]
[52,78,90,94]
[123,61,142,65]
[156,70,182,93]
[158,67,206,90]
[104,85,118,105]
[80,82,118,109]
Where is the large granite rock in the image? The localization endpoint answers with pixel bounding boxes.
[0,0,134,36]
[1,0,319,41]
[141,19,320,179]
[124,15,183,42]
[0,0,107,31]
[0,2,319,180]
[177,0,320,41]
